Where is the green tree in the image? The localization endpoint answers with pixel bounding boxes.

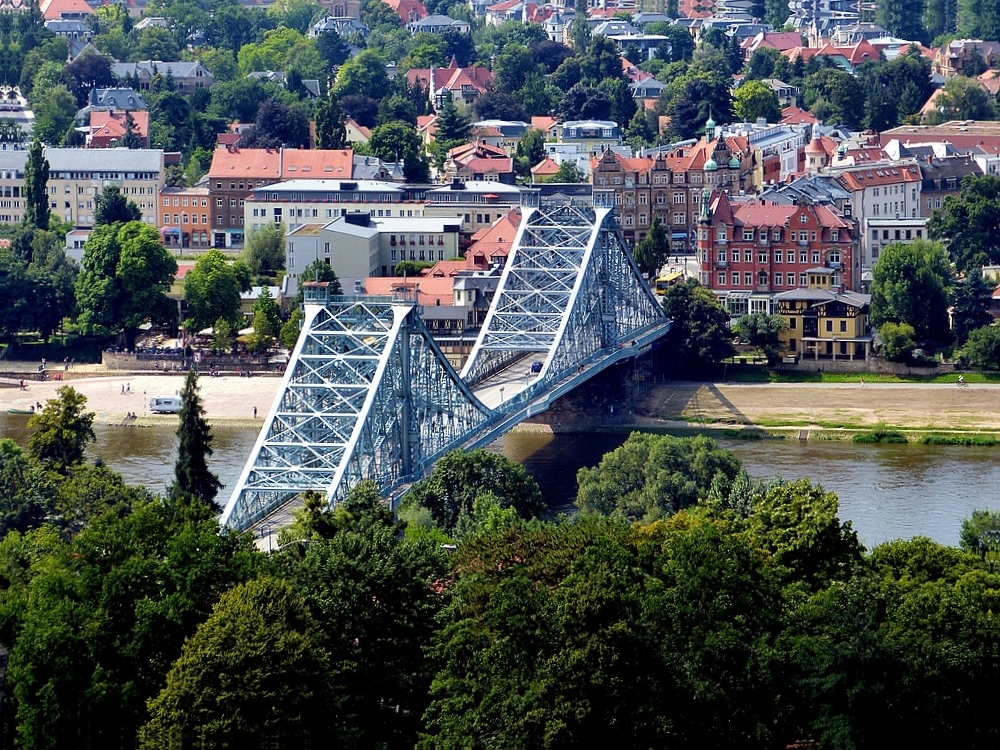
[733,80,782,123]
[552,160,586,183]
[279,306,303,349]
[27,386,96,474]
[75,222,178,348]
[576,432,742,521]
[184,251,251,334]
[314,91,347,149]
[870,239,954,346]
[431,97,472,167]
[141,577,333,747]
[962,324,1000,368]
[364,120,429,183]
[928,174,1000,273]
[633,215,668,278]
[170,370,223,513]
[662,278,735,370]
[282,483,449,746]
[242,221,286,277]
[238,98,310,150]
[212,317,234,352]
[31,84,76,145]
[879,321,918,362]
[332,48,390,101]
[93,185,142,227]
[927,74,995,122]
[404,449,544,534]
[294,258,342,305]
[876,0,928,42]
[802,68,866,129]
[252,286,282,339]
[23,138,49,231]
[515,127,546,178]
[959,508,1000,553]
[734,312,787,364]
[749,478,863,589]
[951,272,994,346]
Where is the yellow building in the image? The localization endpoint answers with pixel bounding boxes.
[774,268,873,361]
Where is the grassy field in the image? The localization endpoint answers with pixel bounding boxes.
[724,369,1000,385]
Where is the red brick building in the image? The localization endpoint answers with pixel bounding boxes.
[697,190,859,316]
[159,186,211,250]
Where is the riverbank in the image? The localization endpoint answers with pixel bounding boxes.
[6,374,1000,438]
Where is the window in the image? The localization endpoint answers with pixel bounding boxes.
[811,251,820,264]
[758,251,767,263]
[743,229,755,240]
[744,250,752,262]
[717,272,726,286]
[774,250,783,263]
[840,320,847,332]
[799,251,807,263]
[672,193,685,203]
[673,212,685,224]
[810,231,817,241]
[717,249,726,262]
[799,214,807,224]
[826,320,833,332]
[799,272,807,285]
[716,228,726,241]
[744,272,753,286]
[216,198,223,206]
[831,231,839,242]
[775,272,783,286]
[788,317,796,329]
[772,229,781,241]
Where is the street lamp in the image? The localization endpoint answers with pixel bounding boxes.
[499,385,505,404]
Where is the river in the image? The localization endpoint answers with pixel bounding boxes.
[1,413,997,549]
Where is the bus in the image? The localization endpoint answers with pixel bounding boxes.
[655,271,683,293]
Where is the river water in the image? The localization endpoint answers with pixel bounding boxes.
[2,413,997,549]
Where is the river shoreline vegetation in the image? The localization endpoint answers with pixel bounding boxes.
[2,385,1000,748]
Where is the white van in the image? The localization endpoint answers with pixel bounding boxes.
[150,396,183,414]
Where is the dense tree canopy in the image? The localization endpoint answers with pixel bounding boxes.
[662,278,736,371]
[870,239,954,346]
[928,174,1000,273]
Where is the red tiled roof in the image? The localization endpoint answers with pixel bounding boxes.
[465,209,520,268]
[406,63,493,96]
[382,0,427,21]
[460,157,514,174]
[781,106,818,125]
[723,198,851,229]
[835,164,922,191]
[531,156,560,175]
[363,275,452,306]
[426,259,466,277]
[207,146,354,180]
[40,0,93,19]
[530,116,559,134]
[88,110,149,148]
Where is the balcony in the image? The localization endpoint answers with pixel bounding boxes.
[714,259,729,268]
[797,239,808,246]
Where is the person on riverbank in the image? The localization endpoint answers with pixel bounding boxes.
[860,377,865,388]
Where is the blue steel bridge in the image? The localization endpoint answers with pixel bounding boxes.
[220,194,672,533]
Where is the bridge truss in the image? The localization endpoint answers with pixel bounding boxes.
[220,295,493,531]
[222,201,667,533]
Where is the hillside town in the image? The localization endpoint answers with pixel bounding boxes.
[2,0,1000,369]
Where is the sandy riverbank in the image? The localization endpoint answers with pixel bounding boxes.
[6,375,1000,433]
[2,374,283,425]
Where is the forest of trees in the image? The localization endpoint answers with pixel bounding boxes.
[2,391,999,748]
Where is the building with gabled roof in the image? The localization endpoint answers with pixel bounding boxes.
[208,146,354,248]
[464,208,519,270]
[112,61,214,94]
[406,57,493,110]
[86,110,149,149]
[39,0,93,21]
[382,0,428,23]
[696,190,860,342]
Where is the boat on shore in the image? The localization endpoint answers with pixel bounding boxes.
[6,407,34,415]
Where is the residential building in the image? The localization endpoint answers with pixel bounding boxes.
[309,13,366,37]
[406,13,469,33]
[244,178,415,236]
[464,208,519,270]
[470,120,530,154]
[593,123,753,251]
[696,191,859,327]
[286,213,462,293]
[86,88,147,111]
[159,185,211,251]
[443,141,515,184]
[64,228,91,264]
[423,179,522,249]
[831,161,922,273]
[247,71,321,98]
[774,280,873,361]
[86,110,149,148]
[111,61,214,94]
[933,39,1000,78]
[557,120,622,153]
[345,118,371,145]
[207,145,354,248]
[382,0,428,24]
[40,0,93,20]
[918,154,983,216]
[867,216,929,270]
[0,149,27,224]
[45,147,164,228]
[405,58,494,109]
[760,79,799,107]
[722,120,806,185]
[44,18,91,40]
